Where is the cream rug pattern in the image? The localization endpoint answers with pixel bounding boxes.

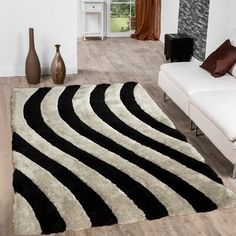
[12,82,236,235]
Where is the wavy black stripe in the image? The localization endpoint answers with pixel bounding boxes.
[13,133,116,227]
[59,85,218,212]
[90,83,223,185]
[13,169,66,235]
[120,82,187,142]
[23,87,168,220]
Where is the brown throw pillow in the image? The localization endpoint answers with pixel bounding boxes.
[201,39,236,77]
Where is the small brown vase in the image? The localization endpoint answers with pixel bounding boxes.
[25,28,41,84]
[51,45,66,84]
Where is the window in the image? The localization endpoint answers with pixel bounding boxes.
[107,0,135,36]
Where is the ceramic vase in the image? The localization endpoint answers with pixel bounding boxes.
[51,45,66,84]
[25,28,41,84]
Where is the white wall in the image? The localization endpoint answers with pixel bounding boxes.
[0,0,78,77]
[205,0,230,57]
[78,0,83,37]
[160,0,180,43]
[206,0,236,57]
[228,1,236,38]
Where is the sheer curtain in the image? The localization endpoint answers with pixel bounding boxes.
[131,0,161,40]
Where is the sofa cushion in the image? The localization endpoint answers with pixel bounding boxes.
[190,91,236,142]
[160,62,236,96]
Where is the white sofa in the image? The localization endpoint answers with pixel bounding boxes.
[158,61,236,178]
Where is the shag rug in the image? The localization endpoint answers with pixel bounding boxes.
[12,82,236,235]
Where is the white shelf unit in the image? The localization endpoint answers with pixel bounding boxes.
[81,0,104,40]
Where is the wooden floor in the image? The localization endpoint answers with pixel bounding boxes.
[0,38,236,236]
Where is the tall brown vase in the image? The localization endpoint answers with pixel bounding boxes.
[25,28,41,84]
[51,45,66,84]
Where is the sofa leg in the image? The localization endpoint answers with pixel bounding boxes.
[195,127,204,137]
[190,120,195,131]
[232,165,236,179]
[164,92,170,102]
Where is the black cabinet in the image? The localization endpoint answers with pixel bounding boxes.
[164,34,193,62]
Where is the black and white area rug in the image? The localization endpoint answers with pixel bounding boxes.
[12,82,236,235]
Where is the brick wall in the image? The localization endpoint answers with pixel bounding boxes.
[178,0,210,61]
